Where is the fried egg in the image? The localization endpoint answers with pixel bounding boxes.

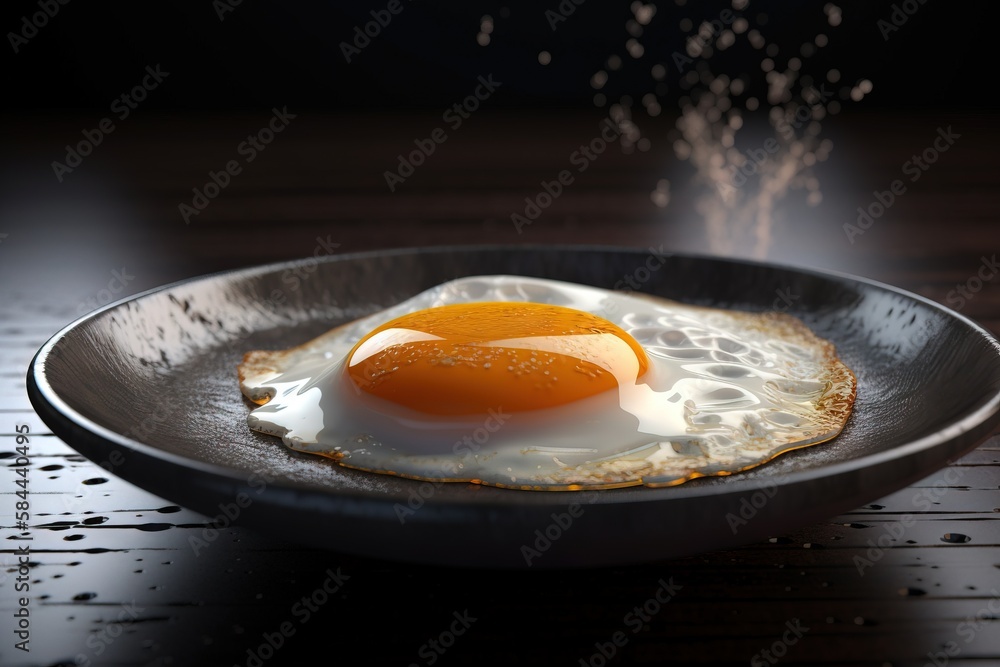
[238,276,856,490]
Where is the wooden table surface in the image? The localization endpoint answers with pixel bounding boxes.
[1,109,999,666]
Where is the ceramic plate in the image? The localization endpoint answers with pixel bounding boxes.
[27,246,1000,567]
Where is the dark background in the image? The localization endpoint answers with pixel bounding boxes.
[2,1,996,112]
[3,0,996,296]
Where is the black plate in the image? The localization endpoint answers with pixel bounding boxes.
[27,245,1000,568]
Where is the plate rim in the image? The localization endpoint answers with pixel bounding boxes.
[27,243,1000,508]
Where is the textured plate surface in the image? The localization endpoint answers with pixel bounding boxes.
[27,245,1000,568]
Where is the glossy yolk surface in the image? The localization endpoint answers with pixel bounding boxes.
[345,302,650,415]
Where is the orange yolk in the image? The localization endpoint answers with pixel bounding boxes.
[345,302,650,415]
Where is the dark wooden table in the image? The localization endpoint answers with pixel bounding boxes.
[2,110,999,666]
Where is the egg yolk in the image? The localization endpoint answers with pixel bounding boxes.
[346,302,650,415]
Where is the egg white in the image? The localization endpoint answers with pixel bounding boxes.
[238,276,856,489]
